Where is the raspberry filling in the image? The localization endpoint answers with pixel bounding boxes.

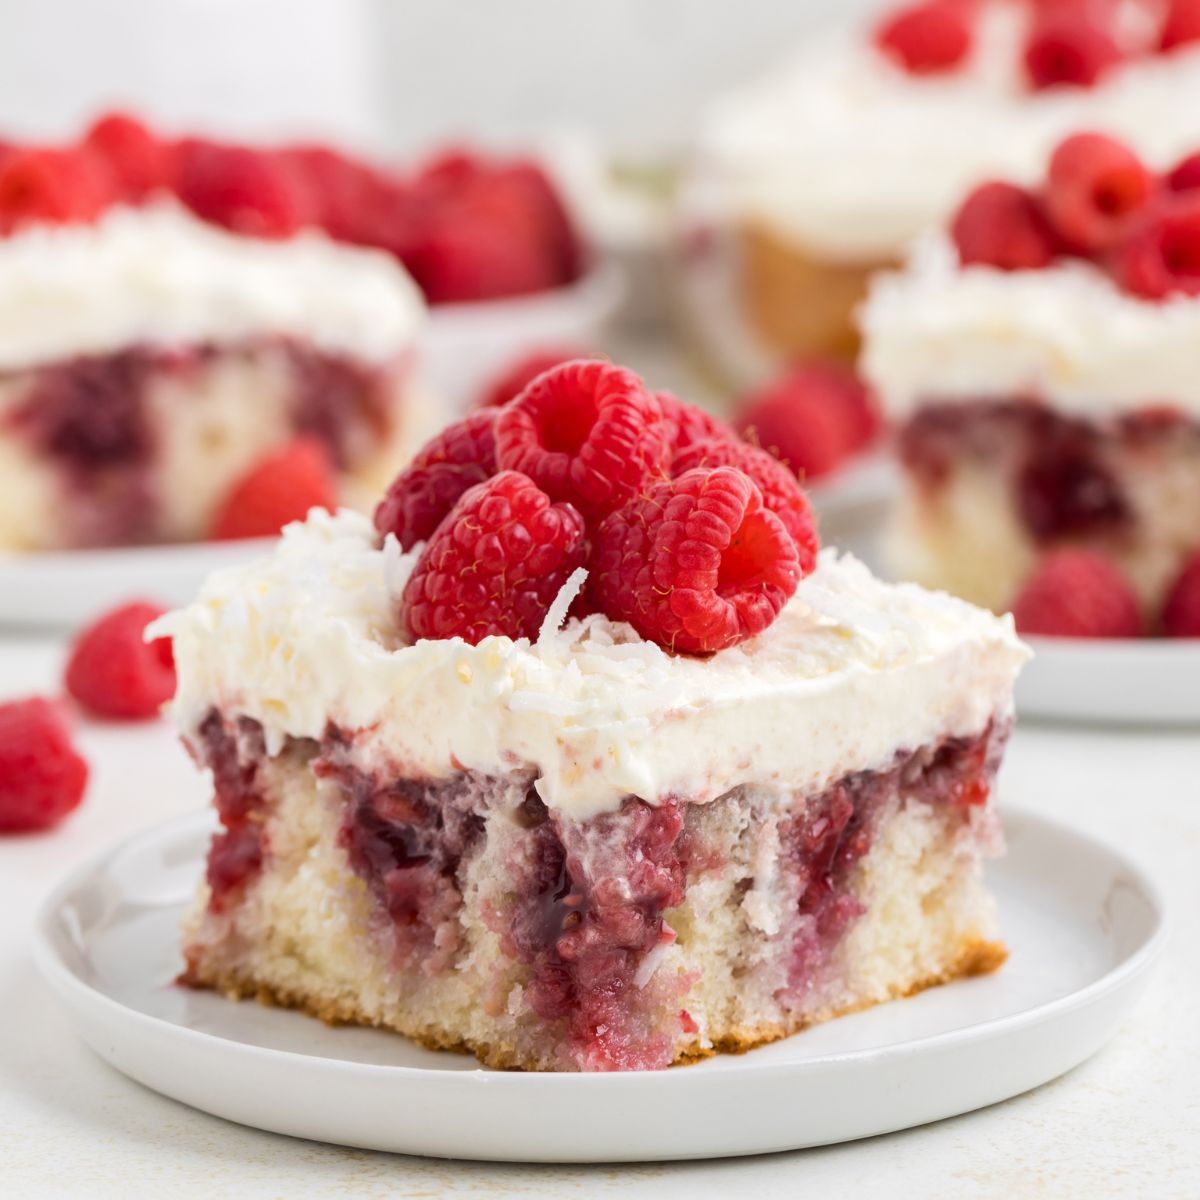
[191,719,1006,1070]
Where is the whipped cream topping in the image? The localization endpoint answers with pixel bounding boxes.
[861,233,1200,419]
[156,509,1028,821]
[0,204,424,371]
[696,2,1200,260]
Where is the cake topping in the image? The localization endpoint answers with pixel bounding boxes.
[0,147,112,233]
[1161,0,1200,51]
[83,111,170,203]
[588,466,802,655]
[401,470,587,644]
[210,437,337,541]
[1023,8,1124,90]
[1114,191,1200,297]
[951,179,1060,269]
[1045,132,1154,252]
[65,600,176,719]
[1011,548,1142,637]
[1162,549,1200,635]
[0,697,89,832]
[874,1,975,76]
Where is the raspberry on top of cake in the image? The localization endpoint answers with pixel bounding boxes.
[156,361,1028,1072]
[862,130,1200,637]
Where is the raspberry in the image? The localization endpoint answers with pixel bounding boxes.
[1114,193,1200,300]
[373,408,498,551]
[83,111,168,202]
[656,391,738,456]
[1161,0,1200,51]
[280,144,391,243]
[0,698,89,832]
[1024,12,1123,89]
[1162,551,1200,636]
[210,437,337,540]
[1011,549,1141,638]
[734,363,879,481]
[0,147,113,233]
[477,347,596,411]
[173,140,308,239]
[874,2,974,75]
[671,438,820,573]
[951,182,1060,270]
[401,471,586,644]
[1044,133,1154,254]
[494,360,670,519]
[589,467,803,655]
[65,600,175,719]
[1167,151,1200,193]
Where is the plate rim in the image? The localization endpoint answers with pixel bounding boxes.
[32,803,1168,1090]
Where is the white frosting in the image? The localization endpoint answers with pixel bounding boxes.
[0,203,424,370]
[155,509,1028,822]
[861,232,1200,419]
[697,2,1200,260]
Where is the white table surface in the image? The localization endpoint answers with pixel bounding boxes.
[2,633,1198,1199]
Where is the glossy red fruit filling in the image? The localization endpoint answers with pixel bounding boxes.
[195,712,269,910]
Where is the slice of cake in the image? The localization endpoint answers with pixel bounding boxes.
[861,131,1200,633]
[680,0,1200,383]
[156,361,1028,1072]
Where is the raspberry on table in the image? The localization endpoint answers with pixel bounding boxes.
[476,347,595,411]
[1011,549,1142,638]
[1044,133,1154,255]
[83,111,169,203]
[588,466,803,655]
[494,359,671,519]
[401,470,587,645]
[210,437,337,540]
[1162,551,1200,637]
[1114,194,1200,300]
[874,2,975,75]
[671,437,820,574]
[374,408,499,551]
[734,362,879,481]
[951,182,1061,271]
[657,391,738,457]
[1161,0,1200,51]
[0,147,114,233]
[1023,11,1123,90]
[0,697,89,833]
[65,601,175,719]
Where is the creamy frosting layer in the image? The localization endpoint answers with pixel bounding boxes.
[0,204,424,371]
[156,509,1028,821]
[696,2,1200,260]
[861,233,1200,419]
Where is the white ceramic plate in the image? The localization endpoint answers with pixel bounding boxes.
[1017,635,1200,726]
[0,538,276,628]
[421,262,625,413]
[34,806,1163,1163]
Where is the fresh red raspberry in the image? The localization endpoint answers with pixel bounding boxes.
[401,470,586,644]
[589,466,803,655]
[0,147,113,233]
[874,2,975,75]
[494,360,670,519]
[1167,151,1200,193]
[0,697,89,832]
[671,438,819,573]
[279,144,392,243]
[1044,133,1154,254]
[1161,551,1200,636]
[951,181,1060,270]
[1011,549,1141,637]
[476,347,595,410]
[373,408,498,551]
[64,601,175,719]
[173,140,308,239]
[83,111,169,202]
[1161,0,1200,51]
[734,363,879,481]
[210,437,337,540]
[1113,193,1200,300]
[1024,12,1123,89]
[656,391,738,456]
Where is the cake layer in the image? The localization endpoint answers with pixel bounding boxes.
[0,204,423,372]
[157,510,1027,821]
[698,3,1200,262]
[181,713,1008,1072]
[862,235,1200,421]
